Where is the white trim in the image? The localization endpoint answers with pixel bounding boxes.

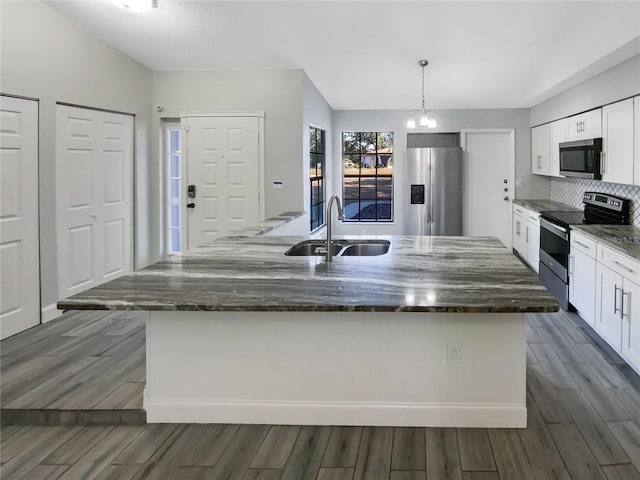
[41,304,63,323]
[181,111,265,119]
[144,396,527,427]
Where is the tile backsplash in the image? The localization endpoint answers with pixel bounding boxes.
[550,177,640,226]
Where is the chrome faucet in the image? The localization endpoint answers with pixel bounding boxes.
[326,195,344,262]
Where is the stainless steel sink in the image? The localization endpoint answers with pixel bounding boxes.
[284,240,344,256]
[284,239,390,257]
[340,241,390,256]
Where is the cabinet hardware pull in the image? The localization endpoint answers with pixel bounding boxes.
[537,155,542,169]
[622,290,629,319]
[526,226,529,242]
[575,240,591,249]
[568,255,574,276]
[613,260,634,274]
[600,152,605,175]
[623,291,631,349]
[614,285,621,315]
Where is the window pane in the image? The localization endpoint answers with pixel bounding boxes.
[377,132,393,152]
[170,130,181,154]
[318,201,324,226]
[310,128,317,153]
[361,132,377,152]
[377,177,392,198]
[360,177,376,200]
[316,130,325,154]
[344,154,360,176]
[359,202,377,220]
[377,201,392,220]
[344,199,360,220]
[311,203,318,229]
[171,228,181,253]
[170,205,180,228]
[316,153,324,178]
[343,132,360,154]
[309,154,316,178]
[343,177,359,200]
[311,181,320,205]
[170,179,180,202]
[170,154,180,178]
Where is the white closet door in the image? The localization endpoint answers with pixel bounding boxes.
[56,105,133,300]
[0,96,40,339]
[185,116,260,249]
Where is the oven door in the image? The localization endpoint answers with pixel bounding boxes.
[539,217,569,282]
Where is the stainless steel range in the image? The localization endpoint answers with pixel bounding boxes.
[539,192,630,309]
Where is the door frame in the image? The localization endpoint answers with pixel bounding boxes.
[180,111,266,251]
[459,128,515,247]
[55,103,135,300]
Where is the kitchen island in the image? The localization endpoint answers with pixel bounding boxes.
[58,234,558,428]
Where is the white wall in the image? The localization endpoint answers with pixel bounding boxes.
[330,109,549,236]
[152,69,305,222]
[0,1,154,308]
[530,54,640,126]
[302,72,334,232]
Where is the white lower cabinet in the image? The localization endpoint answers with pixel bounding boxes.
[595,263,623,351]
[569,249,596,326]
[512,206,539,271]
[512,211,527,258]
[526,215,540,273]
[621,279,640,369]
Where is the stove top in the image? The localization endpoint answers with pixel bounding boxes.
[540,210,587,227]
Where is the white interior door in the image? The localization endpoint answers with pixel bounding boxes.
[56,105,133,300]
[185,116,260,249]
[461,129,515,249]
[0,96,40,339]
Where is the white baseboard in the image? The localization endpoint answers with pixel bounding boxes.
[41,303,63,323]
[144,396,527,428]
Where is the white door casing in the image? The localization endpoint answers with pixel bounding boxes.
[460,129,515,249]
[56,105,133,300]
[0,96,40,339]
[183,114,263,250]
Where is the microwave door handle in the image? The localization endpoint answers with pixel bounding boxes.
[601,151,605,175]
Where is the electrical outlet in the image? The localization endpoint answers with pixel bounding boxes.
[447,343,461,364]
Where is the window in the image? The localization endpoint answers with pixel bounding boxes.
[167,127,182,253]
[342,132,393,222]
[310,127,326,231]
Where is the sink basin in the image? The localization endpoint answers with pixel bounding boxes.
[340,241,390,256]
[284,240,344,256]
[284,239,390,257]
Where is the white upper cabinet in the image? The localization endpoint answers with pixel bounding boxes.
[602,98,634,185]
[634,96,640,186]
[549,118,567,177]
[531,124,550,176]
[566,108,602,142]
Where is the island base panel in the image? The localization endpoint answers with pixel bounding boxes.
[144,311,527,427]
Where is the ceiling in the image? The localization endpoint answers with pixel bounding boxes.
[43,0,640,110]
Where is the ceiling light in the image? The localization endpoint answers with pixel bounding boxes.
[111,0,158,12]
[407,60,437,129]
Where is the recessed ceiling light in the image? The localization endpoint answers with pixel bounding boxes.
[111,0,157,13]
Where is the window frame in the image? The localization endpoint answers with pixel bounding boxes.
[309,126,326,232]
[341,131,394,223]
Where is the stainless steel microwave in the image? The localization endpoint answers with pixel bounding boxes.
[559,138,603,180]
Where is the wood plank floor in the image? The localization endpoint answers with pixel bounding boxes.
[1,310,146,424]
[1,310,640,479]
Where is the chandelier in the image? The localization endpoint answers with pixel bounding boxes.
[407,60,437,129]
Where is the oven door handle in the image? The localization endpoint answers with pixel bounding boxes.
[540,218,569,241]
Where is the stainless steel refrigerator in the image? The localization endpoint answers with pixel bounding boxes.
[405,147,463,235]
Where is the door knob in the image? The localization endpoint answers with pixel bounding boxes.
[504,196,509,201]
[186,203,195,209]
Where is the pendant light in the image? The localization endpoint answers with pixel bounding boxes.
[407,60,437,129]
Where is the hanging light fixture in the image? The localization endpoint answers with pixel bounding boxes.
[111,0,158,12]
[407,59,437,129]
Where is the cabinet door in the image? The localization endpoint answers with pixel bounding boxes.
[527,221,539,272]
[595,263,623,351]
[569,249,596,326]
[512,213,526,258]
[582,108,602,138]
[549,119,566,177]
[602,99,634,185]
[531,124,550,175]
[621,279,640,372]
[634,96,640,186]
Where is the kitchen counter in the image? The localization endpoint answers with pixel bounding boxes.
[572,224,640,261]
[513,198,580,213]
[58,235,558,313]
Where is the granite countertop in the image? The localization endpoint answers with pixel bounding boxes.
[230,211,305,236]
[58,234,559,314]
[571,224,640,261]
[513,199,580,214]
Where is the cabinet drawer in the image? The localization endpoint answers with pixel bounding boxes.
[598,244,640,283]
[571,231,597,259]
[527,212,540,227]
[513,205,526,216]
